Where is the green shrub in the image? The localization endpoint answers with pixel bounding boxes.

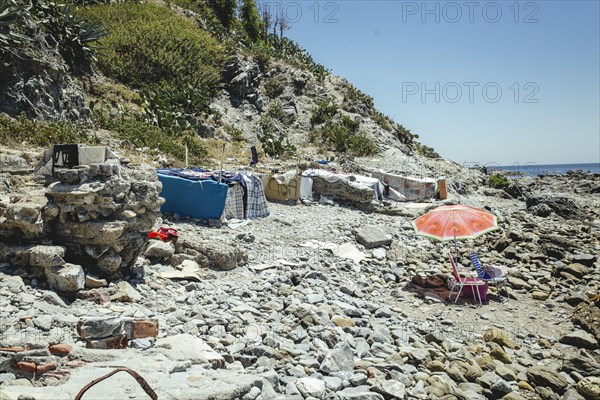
[207,0,237,31]
[79,3,224,91]
[489,174,510,189]
[340,115,359,133]
[310,100,338,126]
[393,123,415,145]
[322,123,350,153]
[264,36,329,80]
[348,134,377,156]
[138,84,209,135]
[320,122,376,156]
[0,113,98,146]
[263,76,285,98]
[372,111,392,131]
[240,0,261,43]
[34,2,107,74]
[251,45,271,70]
[0,0,31,63]
[267,101,287,123]
[257,114,295,158]
[415,143,440,159]
[223,123,244,141]
[343,85,374,109]
[169,0,224,34]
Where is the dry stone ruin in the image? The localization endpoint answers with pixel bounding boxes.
[0,145,163,292]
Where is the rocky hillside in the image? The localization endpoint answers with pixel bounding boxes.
[0,0,459,183]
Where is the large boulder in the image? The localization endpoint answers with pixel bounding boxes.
[572,303,600,342]
[354,226,393,249]
[526,366,568,394]
[175,238,247,271]
[526,193,582,219]
[319,342,354,373]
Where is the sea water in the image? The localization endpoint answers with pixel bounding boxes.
[490,163,600,178]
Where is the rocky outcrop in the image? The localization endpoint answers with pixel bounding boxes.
[222,56,263,110]
[526,193,582,219]
[572,303,600,342]
[0,31,89,121]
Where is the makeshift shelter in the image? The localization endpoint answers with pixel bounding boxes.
[372,170,437,202]
[300,169,383,210]
[157,174,228,220]
[157,168,269,221]
[261,170,302,202]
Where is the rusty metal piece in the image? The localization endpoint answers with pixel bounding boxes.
[74,367,157,400]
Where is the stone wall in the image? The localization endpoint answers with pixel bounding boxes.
[0,159,163,290]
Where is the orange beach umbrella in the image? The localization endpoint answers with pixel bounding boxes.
[412,205,498,242]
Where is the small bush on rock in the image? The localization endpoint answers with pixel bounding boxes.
[258,114,295,158]
[310,100,338,126]
[489,174,510,189]
[263,76,285,98]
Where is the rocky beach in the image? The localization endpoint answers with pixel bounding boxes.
[1,150,598,400]
[0,1,598,398]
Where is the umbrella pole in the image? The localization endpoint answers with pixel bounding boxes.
[453,227,457,255]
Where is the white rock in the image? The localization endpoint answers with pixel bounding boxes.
[296,377,326,399]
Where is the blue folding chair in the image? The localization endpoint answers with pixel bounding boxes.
[470,252,508,301]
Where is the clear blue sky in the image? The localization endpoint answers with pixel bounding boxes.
[277,0,600,165]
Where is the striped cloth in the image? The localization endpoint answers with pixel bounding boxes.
[224,183,245,220]
[243,175,270,219]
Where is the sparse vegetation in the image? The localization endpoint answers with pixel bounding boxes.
[372,111,392,131]
[267,100,289,124]
[320,122,377,156]
[138,84,209,135]
[310,100,338,126]
[340,115,359,133]
[415,143,441,159]
[224,124,244,142]
[263,75,285,98]
[258,114,295,158]
[489,174,510,189]
[343,84,374,110]
[101,115,207,164]
[0,114,98,146]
